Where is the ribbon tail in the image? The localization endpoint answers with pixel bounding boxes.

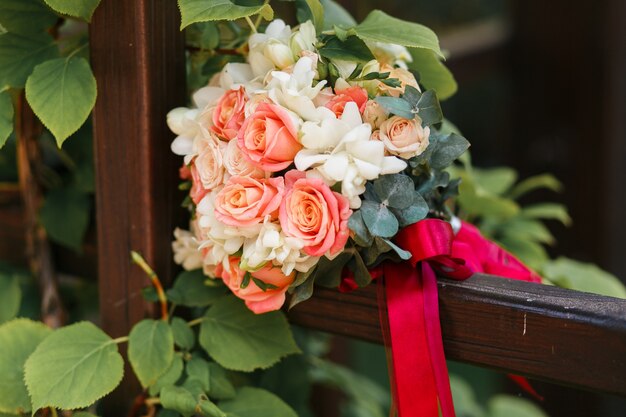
[508,374,544,401]
[422,263,457,417]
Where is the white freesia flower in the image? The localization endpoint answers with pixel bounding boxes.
[367,41,413,69]
[240,218,318,275]
[168,107,199,156]
[295,102,407,208]
[172,227,203,271]
[267,56,327,121]
[290,21,317,56]
[248,19,294,78]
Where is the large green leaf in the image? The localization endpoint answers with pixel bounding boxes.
[43,0,101,21]
[318,36,375,63]
[0,32,57,88]
[0,90,13,148]
[25,57,97,146]
[167,269,226,307]
[487,395,548,417]
[208,362,236,400]
[0,319,51,414]
[39,187,90,251]
[408,48,457,100]
[24,321,124,412]
[320,0,355,30]
[128,319,175,388]
[0,0,57,35]
[149,354,184,396]
[294,0,323,32]
[471,167,518,196]
[354,10,443,58]
[178,0,274,29]
[541,257,626,299]
[219,387,297,417]
[199,296,299,372]
[171,317,195,350]
[0,273,20,324]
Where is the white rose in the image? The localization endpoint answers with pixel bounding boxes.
[223,139,265,178]
[194,138,226,191]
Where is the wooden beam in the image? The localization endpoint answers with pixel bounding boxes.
[90,1,186,414]
[288,274,626,397]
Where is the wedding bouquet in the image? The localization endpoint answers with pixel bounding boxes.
[169,14,469,314]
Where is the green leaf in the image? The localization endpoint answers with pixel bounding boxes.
[171,317,195,350]
[149,354,184,396]
[430,133,470,170]
[449,375,485,417]
[360,200,399,238]
[348,211,373,247]
[178,0,274,29]
[487,394,548,417]
[157,409,181,417]
[185,356,211,392]
[374,96,413,119]
[541,257,626,299]
[24,321,124,412]
[207,362,236,400]
[0,0,57,36]
[0,273,20,324]
[497,237,547,271]
[349,251,371,287]
[408,48,457,100]
[506,174,562,200]
[73,413,99,417]
[25,57,97,146]
[199,296,300,372]
[313,252,351,288]
[472,167,518,196]
[354,10,443,58]
[160,386,197,417]
[0,32,57,88]
[373,174,415,209]
[318,36,375,63]
[382,239,412,260]
[220,387,297,417]
[500,218,555,245]
[389,192,428,227]
[520,203,572,226]
[198,398,226,417]
[295,0,324,33]
[320,0,356,30]
[416,90,443,126]
[43,0,101,21]
[39,187,90,251]
[167,269,226,307]
[288,271,316,309]
[186,22,220,50]
[128,319,174,388]
[0,319,51,414]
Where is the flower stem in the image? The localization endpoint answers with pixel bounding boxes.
[113,336,130,344]
[187,317,205,327]
[244,16,257,33]
[130,251,168,321]
[253,0,270,28]
[50,408,58,417]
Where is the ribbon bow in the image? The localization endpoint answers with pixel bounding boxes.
[383,219,540,417]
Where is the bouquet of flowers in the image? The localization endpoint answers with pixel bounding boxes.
[169,14,469,314]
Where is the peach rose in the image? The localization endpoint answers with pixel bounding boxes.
[215,175,284,227]
[379,115,430,159]
[279,170,352,257]
[325,86,368,117]
[378,64,420,97]
[189,163,210,205]
[211,87,247,140]
[363,100,389,129]
[223,139,265,178]
[217,257,295,314]
[237,102,302,172]
[194,139,225,191]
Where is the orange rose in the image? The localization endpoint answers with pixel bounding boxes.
[237,102,302,172]
[279,170,351,257]
[379,115,430,159]
[215,175,284,227]
[325,86,368,117]
[217,257,294,314]
[211,87,247,140]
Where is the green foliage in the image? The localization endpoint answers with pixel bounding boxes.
[168,269,227,307]
[39,187,90,251]
[43,0,101,22]
[408,48,457,100]
[171,317,195,350]
[26,57,97,146]
[354,10,443,58]
[319,0,355,30]
[207,361,237,399]
[73,413,99,417]
[24,321,124,412]
[294,0,324,33]
[178,0,274,29]
[429,132,470,170]
[0,32,58,88]
[0,0,57,35]
[0,273,20,324]
[360,201,398,238]
[149,354,184,396]
[0,319,51,414]
[128,319,175,388]
[487,395,548,417]
[318,36,375,63]
[542,257,626,299]
[220,387,297,417]
[199,296,300,371]
[0,90,14,148]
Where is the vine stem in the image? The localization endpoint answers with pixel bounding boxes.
[130,251,168,321]
[50,408,58,417]
[113,336,130,344]
[244,16,257,33]
[187,317,205,327]
[253,0,271,28]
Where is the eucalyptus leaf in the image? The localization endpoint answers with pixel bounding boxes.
[39,187,90,251]
[0,273,20,324]
[171,317,195,350]
[416,90,443,126]
[25,57,97,146]
[288,271,316,309]
[318,36,375,63]
[314,252,351,288]
[349,251,371,287]
[0,319,51,414]
[354,10,443,58]
[199,296,300,372]
[178,0,274,29]
[360,200,399,238]
[128,319,174,388]
[219,387,297,417]
[167,269,226,307]
[374,96,413,119]
[24,321,124,412]
[382,239,412,260]
[0,32,57,88]
[0,0,57,35]
[430,133,470,170]
[149,354,184,396]
[389,192,428,227]
[401,85,422,107]
[348,211,373,247]
[373,174,415,209]
[408,48,457,100]
[43,0,101,21]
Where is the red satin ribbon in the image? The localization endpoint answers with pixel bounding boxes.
[384,219,540,417]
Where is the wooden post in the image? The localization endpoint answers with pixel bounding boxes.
[90,1,186,414]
